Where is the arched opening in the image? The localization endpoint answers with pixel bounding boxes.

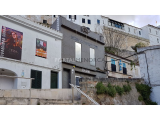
[0,68,17,89]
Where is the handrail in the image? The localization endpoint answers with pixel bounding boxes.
[69,84,100,105]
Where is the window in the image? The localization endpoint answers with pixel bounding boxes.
[149,28,151,33]
[139,31,141,35]
[90,48,95,66]
[84,15,89,17]
[87,27,90,30]
[157,38,159,43]
[43,20,47,24]
[123,63,127,74]
[51,71,58,89]
[82,18,85,23]
[88,19,91,24]
[74,15,76,20]
[134,29,136,34]
[75,42,81,62]
[108,21,111,26]
[112,22,115,27]
[69,15,71,19]
[97,19,100,25]
[128,27,130,32]
[111,59,116,72]
[31,70,42,89]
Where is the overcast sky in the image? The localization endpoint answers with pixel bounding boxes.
[105,15,160,28]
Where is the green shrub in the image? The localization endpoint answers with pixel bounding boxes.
[107,83,116,97]
[95,82,107,94]
[95,82,132,98]
[138,95,143,101]
[136,83,157,105]
[115,86,124,96]
[123,84,132,93]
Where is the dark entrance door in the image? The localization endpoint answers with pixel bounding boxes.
[31,69,42,89]
[63,69,71,88]
[76,77,80,86]
[50,71,58,89]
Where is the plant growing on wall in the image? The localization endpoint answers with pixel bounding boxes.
[107,83,116,97]
[131,42,147,52]
[95,82,132,97]
[130,61,135,70]
[123,84,132,93]
[136,83,157,105]
[115,86,124,96]
[95,82,107,94]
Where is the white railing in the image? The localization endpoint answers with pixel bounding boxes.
[69,84,100,105]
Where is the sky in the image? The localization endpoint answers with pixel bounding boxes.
[105,15,160,28]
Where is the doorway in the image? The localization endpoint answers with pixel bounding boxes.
[63,69,71,88]
[75,76,82,87]
[50,71,58,89]
[31,69,42,89]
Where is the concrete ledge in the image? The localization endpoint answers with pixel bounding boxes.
[0,89,80,100]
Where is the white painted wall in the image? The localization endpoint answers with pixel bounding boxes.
[66,15,103,33]
[141,25,160,46]
[0,77,14,89]
[137,45,160,104]
[0,15,63,89]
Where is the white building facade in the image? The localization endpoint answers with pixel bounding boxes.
[137,45,160,104]
[64,15,143,37]
[141,24,160,46]
[0,15,63,89]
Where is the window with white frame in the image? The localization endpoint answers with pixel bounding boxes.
[75,42,81,62]
[139,31,141,35]
[128,27,130,32]
[88,19,91,24]
[97,19,100,25]
[82,18,85,23]
[157,38,159,43]
[90,48,95,66]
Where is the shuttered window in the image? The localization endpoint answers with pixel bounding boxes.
[82,18,85,23]
[31,70,42,89]
[123,63,127,74]
[111,59,116,72]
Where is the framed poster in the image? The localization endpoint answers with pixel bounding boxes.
[36,38,47,58]
[0,26,23,60]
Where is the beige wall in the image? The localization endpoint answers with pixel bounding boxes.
[103,27,150,51]
[106,55,141,78]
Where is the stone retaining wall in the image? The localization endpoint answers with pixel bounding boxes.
[79,78,145,105]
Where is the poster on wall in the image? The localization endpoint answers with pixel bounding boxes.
[0,26,23,60]
[36,38,47,58]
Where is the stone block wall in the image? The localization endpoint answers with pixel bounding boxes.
[79,78,145,105]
